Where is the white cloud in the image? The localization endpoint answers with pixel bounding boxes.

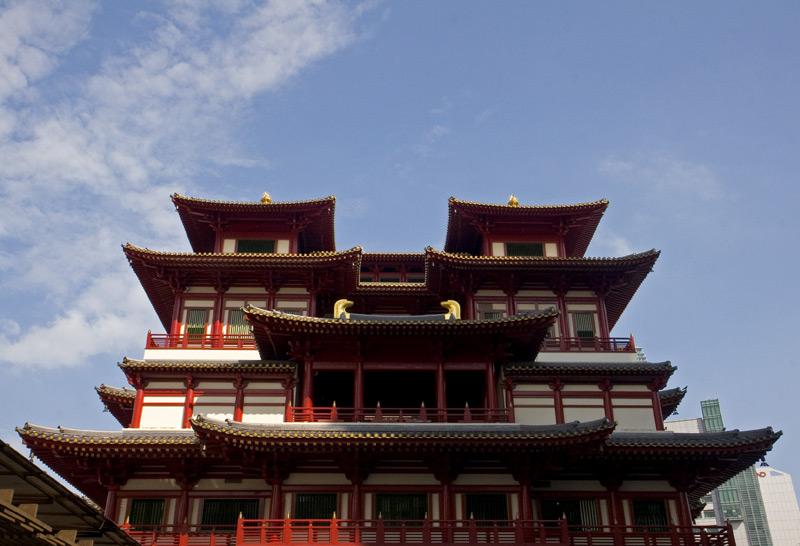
[413,124,450,158]
[598,153,723,201]
[0,1,368,369]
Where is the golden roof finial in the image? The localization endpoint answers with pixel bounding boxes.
[508,194,520,207]
[260,191,272,204]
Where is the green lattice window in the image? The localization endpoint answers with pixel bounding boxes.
[506,242,544,257]
[236,239,276,254]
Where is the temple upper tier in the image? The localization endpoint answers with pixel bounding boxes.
[19,193,779,546]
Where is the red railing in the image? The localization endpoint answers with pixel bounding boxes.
[146,332,256,350]
[125,519,735,546]
[540,336,636,353]
[289,406,510,423]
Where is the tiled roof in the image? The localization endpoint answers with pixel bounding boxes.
[119,357,295,373]
[172,193,336,208]
[123,244,361,330]
[448,197,608,211]
[123,243,360,262]
[607,428,780,450]
[95,384,135,399]
[171,193,337,253]
[427,246,660,266]
[445,197,608,257]
[18,424,200,448]
[191,415,616,452]
[505,361,676,377]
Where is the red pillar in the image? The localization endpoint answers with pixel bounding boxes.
[441,482,453,521]
[519,482,533,521]
[485,359,497,410]
[182,375,198,428]
[436,361,446,418]
[234,375,246,422]
[551,378,564,424]
[302,360,314,408]
[270,482,284,520]
[105,485,119,522]
[354,361,364,412]
[350,482,362,521]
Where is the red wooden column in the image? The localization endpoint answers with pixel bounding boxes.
[485,357,497,410]
[104,485,120,522]
[345,461,368,522]
[265,460,290,520]
[501,378,516,423]
[599,378,614,421]
[601,473,624,526]
[182,375,199,428]
[170,291,183,335]
[550,378,564,424]
[129,374,148,429]
[436,360,446,417]
[650,381,665,430]
[212,288,225,338]
[354,360,364,412]
[233,374,247,422]
[302,359,314,408]
[519,481,533,521]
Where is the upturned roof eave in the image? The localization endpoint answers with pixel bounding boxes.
[172,194,337,253]
[444,197,608,256]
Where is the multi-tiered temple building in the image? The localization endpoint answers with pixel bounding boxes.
[19,193,780,545]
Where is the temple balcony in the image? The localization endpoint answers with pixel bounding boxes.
[143,332,259,360]
[288,406,510,423]
[124,519,736,546]
[536,335,640,363]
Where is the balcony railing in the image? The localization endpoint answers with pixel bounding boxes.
[540,336,636,353]
[124,519,735,546]
[144,333,634,353]
[289,406,510,423]
[146,332,256,350]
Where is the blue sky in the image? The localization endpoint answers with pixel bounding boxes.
[1,0,799,500]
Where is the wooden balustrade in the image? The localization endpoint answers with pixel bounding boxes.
[540,336,636,352]
[146,332,256,350]
[145,332,635,353]
[289,406,510,423]
[124,519,735,546]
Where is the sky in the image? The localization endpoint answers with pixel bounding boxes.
[1,0,800,504]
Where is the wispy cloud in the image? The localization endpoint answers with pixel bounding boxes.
[412,124,450,158]
[0,1,367,368]
[598,153,723,201]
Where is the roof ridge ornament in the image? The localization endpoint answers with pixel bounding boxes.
[260,191,272,204]
[440,300,461,320]
[508,194,520,207]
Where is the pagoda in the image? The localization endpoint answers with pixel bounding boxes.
[18,193,780,546]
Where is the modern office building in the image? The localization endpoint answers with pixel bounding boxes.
[757,466,800,546]
[667,399,800,546]
[17,194,780,546]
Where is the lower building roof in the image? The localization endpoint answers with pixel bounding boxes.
[0,438,137,545]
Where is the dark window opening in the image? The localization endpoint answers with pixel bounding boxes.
[364,371,436,410]
[375,493,427,524]
[201,499,259,529]
[574,312,595,338]
[465,494,508,524]
[186,308,208,338]
[129,499,165,529]
[506,242,544,257]
[632,499,669,532]
[541,499,598,527]
[236,239,276,254]
[295,493,338,521]
[313,371,354,408]
[446,371,486,410]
